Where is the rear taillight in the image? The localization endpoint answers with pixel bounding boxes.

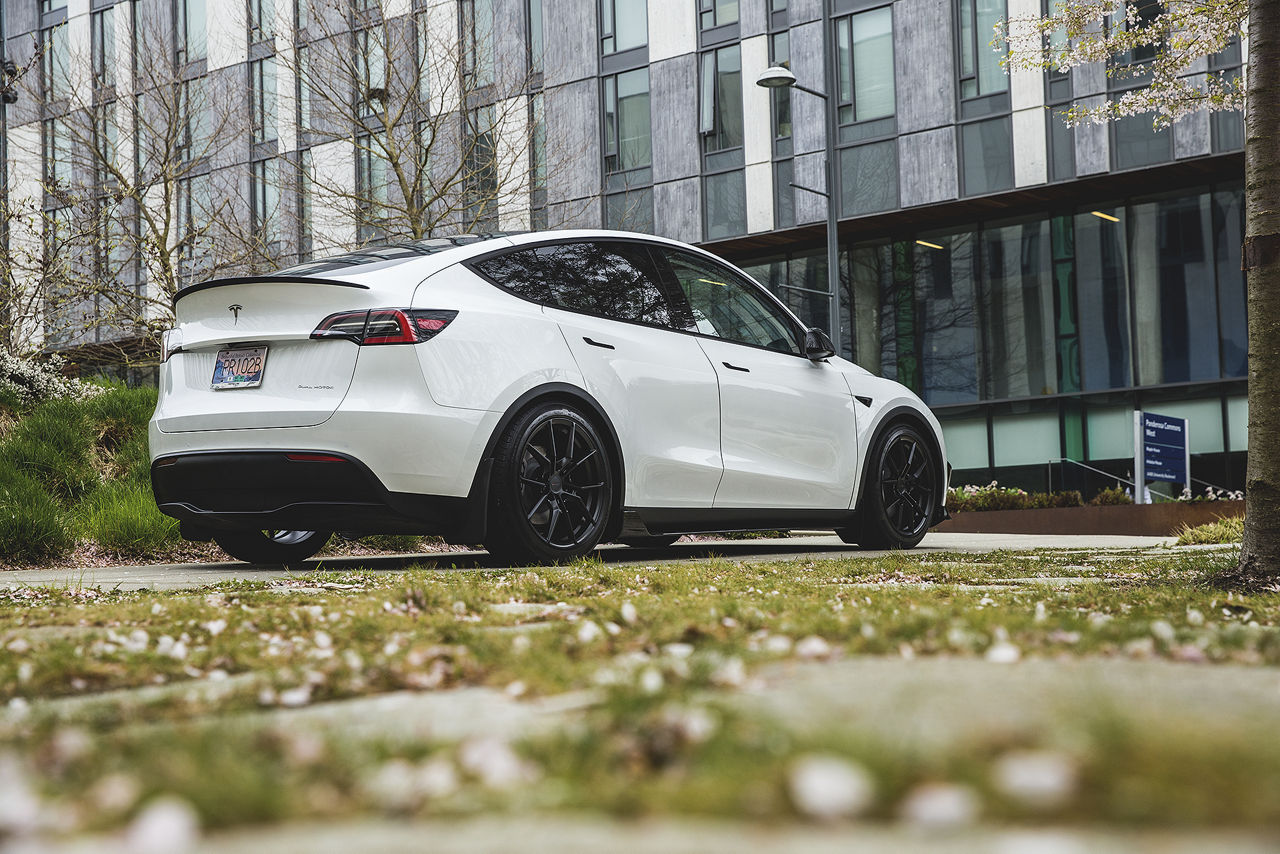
[310,309,457,345]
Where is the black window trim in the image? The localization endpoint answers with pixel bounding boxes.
[463,236,813,359]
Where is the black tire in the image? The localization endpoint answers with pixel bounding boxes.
[841,423,939,550]
[212,530,332,565]
[617,535,680,548]
[485,404,615,564]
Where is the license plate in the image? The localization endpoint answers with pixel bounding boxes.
[212,346,267,389]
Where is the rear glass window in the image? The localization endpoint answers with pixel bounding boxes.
[472,241,680,329]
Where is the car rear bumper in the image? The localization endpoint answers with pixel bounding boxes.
[151,450,487,540]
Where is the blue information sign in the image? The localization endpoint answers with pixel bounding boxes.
[1137,412,1189,486]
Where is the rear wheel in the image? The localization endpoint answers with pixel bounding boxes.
[840,423,938,550]
[212,529,332,565]
[485,404,615,564]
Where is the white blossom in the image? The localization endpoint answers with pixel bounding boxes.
[787,755,876,820]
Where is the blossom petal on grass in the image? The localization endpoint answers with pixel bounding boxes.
[787,755,876,821]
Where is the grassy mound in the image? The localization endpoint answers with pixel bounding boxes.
[1175,515,1245,546]
[0,383,174,564]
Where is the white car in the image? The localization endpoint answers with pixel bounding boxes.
[150,231,948,565]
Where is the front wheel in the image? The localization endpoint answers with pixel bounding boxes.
[485,404,615,565]
[212,530,332,565]
[842,423,939,550]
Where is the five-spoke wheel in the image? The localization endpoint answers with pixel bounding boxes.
[838,423,938,549]
[486,404,614,564]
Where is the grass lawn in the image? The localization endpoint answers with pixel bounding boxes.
[2,545,1278,845]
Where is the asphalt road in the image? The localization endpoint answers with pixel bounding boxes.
[0,532,1172,592]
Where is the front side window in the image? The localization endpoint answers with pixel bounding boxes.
[663,250,801,355]
[601,0,647,55]
[473,241,679,329]
[957,0,1007,99]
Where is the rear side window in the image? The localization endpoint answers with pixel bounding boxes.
[471,241,680,329]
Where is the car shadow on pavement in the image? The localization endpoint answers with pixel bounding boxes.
[290,540,858,573]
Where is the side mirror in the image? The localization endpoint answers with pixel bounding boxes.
[804,327,835,361]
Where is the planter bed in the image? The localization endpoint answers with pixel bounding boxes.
[934,500,1245,537]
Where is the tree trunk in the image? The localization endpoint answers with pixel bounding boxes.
[1225,0,1280,589]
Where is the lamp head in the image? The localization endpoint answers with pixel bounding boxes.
[755,65,797,89]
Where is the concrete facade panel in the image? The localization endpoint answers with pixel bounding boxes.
[208,0,247,72]
[898,127,958,207]
[544,0,596,85]
[1073,94,1109,175]
[1012,106,1047,187]
[654,178,700,243]
[793,151,827,224]
[649,0,696,62]
[1174,107,1212,160]
[790,0,824,24]
[544,78,601,204]
[745,161,774,234]
[741,35,772,167]
[895,0,956,134]
[651,54,700,183]
[740,0,767,38]
[790,21,825,155]
[1072,61,1106,98]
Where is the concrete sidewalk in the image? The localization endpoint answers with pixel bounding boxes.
[0,532,1174,591]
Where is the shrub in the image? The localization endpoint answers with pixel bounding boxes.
[947,482,1083,513]
[0,460,75,564]
[77,481,179,556]
[0,351,103,409]
[1089,486,1134,506]
[1175,515,1244,546]
[0,398,99,499]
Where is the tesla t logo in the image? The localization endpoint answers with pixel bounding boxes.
[228,304,243,324]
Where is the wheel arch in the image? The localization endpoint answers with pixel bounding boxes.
[854,405,947,516]
[479,382,627,541]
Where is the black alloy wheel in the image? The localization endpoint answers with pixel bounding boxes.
[212,529,332,565]
[839,423,938,549]
[487,405,614,564]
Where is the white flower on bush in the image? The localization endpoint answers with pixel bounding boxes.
[0,351,104,407]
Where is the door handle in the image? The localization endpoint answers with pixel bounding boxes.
[722,361,750,372]
[583,337,615,350]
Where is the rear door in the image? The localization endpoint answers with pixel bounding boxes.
[155,278,377,432]
[656,248,859,510]
[470,241,723,508]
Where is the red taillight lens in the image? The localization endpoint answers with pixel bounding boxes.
[310,309,457,345]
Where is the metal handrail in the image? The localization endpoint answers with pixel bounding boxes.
[1048,458,1135,493]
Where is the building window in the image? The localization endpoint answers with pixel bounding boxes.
[530,93,546,225]
[176,0,207,64]
[251,57,278,144]
[296,0,310,32]
[176,172,211,281]
[462,0,494,88]
[700,43,744,239]
[297,45,311,129]
[835,7,894,130]
[1209,40,1243,152]
[960,116,1013,195]
[92,8,116,91]
[463,106,497,231]
[603,68,651,176]
[40,0,68,14]
[699,0,738,30]
[178,79,208,161]
[42,24,69,101]
[298,149,313,261]
[957,0,1007,99]
[251,158,279,250]
[600,0,646,55]
[356,137,391,242]
[359,29,387,116]
[528,0,544,72]
[700,44,743,158]
[249,0,274,43]
[1112,111,1171,170]
[92,103,118,187]
[42,117,68,188]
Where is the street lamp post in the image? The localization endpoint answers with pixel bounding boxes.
[756,53,842,357]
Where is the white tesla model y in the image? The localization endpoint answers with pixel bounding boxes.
[150,231,949,564]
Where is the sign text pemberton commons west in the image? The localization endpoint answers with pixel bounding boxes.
[1133,411,1191,503]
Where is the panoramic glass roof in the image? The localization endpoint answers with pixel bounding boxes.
[272,234,517,277]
